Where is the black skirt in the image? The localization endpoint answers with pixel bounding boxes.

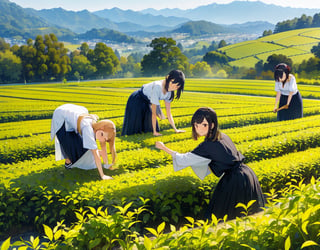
[278,91,303,121]
[204,164,265,220]
[121,88,159,136]
[56,123,88,164]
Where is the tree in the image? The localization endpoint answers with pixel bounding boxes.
[312,13,320,27]
[298,57,320,74]
[80,42,89,56]
[0,38,10,51]
[203,51,228,67]
[141,37,189,76]
[71,54,96,80]
[14,42,37,82]
[128,52,144,63]
[43,34,71,81]
[255,60,264,76]
[192,61,212,77]
[311,42,320,58]
[262,30,272,36]
[88,42,119,78]
[296,14,312,29]
[218,40,227,48]
[0,50,22,83]
[263,54,293,72]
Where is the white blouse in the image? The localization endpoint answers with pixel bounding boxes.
[172,152,212,180]
[142,80,172,105]
[275,74,298,96]
[51,104,98,161]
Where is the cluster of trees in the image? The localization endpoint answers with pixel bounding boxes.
[274,13,320,34]
[262,13,320,37]
[244,42,320,80]
[0,34,233,83]
[0,34,120,83]
[2,31,320,84]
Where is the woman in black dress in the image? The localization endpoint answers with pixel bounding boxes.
[273,63,303,121]
[121,69,185,136]
[155,107,265,220]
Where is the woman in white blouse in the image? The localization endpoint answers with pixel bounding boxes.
[155,107,265,220]
[273,63,303,121]
[122,70,186,136]
[51,104,117,180]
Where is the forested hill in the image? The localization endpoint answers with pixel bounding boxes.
[28,8,118,34]
[0,0,137,43]
[172,21,231,36]
[0,0,75,39]
[0,0,47,36]
[77,28,137,43]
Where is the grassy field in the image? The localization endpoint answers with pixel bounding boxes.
[218,27,320,68]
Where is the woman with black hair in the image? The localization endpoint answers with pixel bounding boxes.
[122,69,186,136]
[273,63,303,121]
[155,107,265,220]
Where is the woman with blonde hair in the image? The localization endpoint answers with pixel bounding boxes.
[51,104,116,180]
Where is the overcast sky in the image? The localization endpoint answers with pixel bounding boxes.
[8,0,320,12]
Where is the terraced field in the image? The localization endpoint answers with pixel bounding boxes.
[218,27,320,67]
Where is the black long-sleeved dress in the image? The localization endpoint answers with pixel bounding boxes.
[172,133,265,220]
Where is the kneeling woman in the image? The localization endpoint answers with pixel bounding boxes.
[51,104,116,180]
[156,107,265,220]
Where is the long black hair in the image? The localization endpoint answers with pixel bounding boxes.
[274,63,291,85]
[164,70,185,100]
[191,107,221,141]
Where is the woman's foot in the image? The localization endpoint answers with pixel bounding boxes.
[65,159,72,169]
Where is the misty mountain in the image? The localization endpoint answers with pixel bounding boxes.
[170,20,274,36]
[115,22,176,33]
[93,7,189,27]
[172,21,231,36]
[141,1,320,25]
[0,0,75,39]
[0,0,136,43]
[30,8,118,34]
[27,6,187,34]
[123,20,274,39]
[226,21,274,34]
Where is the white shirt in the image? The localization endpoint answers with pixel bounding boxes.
[142,80,172,105]
[172,152,212,180]
[50,104,98,162]
[275,74,298,96]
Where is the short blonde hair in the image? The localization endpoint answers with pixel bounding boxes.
[93,120,116,137]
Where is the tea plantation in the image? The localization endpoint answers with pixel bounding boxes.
[0,78,320,249]
[218,27,320,68]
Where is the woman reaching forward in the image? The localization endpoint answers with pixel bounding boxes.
[156,107,265,220]
[273,63,303,121]
[51,104,116,180]
[122,69,185,136]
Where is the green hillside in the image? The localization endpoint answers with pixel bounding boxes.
[218,27,320,68]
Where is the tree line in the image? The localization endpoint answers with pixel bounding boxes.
[244,43,320,80]
[0,34,232,84]
[1,32,320,84]
[262,13,320,36]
